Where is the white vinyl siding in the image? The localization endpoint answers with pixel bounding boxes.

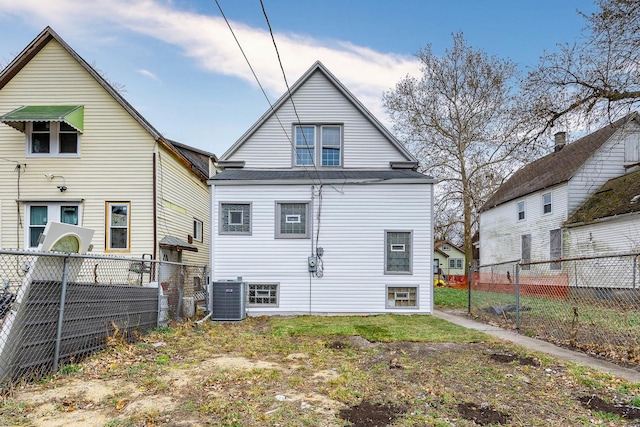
[480,183,568,266]
[567,126,631,214]
[211,183,433,314]
[227,72,408,168]
[565,215,640,258]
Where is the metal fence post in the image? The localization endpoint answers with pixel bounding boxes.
[53,255,71,372]
[515,263,520,330]
[467,263,472,314]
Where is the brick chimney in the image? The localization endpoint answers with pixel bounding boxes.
[554,132,567,152]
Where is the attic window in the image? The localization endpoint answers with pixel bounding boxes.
[293,124,343,167]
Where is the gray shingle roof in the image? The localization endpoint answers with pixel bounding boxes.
[480,112,639,212]
[566,168,640,224]
[210,169,433,182]
[167,139,214,179]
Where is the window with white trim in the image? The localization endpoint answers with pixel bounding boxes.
[248,283,279,306]
[386,286,418,308]
[193,218,203,242]
[220,203,251,234]
[543,192,552,214]
[449,258,463,269]
[294,124,342,167]
[517,200,525,221]
[25,203,80,248]
[385,231,412,274]
[27,121,79,156]
[276,202,309,238]
[106,202,130,251]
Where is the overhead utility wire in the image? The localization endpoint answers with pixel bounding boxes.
[213,0,320,186]
[260,0,333,191]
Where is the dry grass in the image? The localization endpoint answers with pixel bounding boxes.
[1,314,639,426]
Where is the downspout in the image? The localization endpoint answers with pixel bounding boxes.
[153,152,158,264]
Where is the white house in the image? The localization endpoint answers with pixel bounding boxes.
[209,61,436,315]
[564,167,640,256]
[479,112,640,267]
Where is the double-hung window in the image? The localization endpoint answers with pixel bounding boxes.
[543,192,552,214]
[294,126,315,166]
[276,202,309,238]
[449,258,463,269]
[294,124,342,167]
[193,218,203,242]
[27,121,79,156]
[385,231,412,274]
[26,203,80,248]
[517,201,525,221]
[106,202,130,251]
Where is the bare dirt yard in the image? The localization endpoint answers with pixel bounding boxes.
[2,315,640,426]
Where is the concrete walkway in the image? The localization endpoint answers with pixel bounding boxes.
[433,309,640,383]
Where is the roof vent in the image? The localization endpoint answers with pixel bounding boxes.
[631,195,640,204]
[554,132,567,152]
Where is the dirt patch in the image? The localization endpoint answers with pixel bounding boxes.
[326,340,348,349]
[457,402,510,425]
[490,352,540,366]
[338,400,404,427]
[579,395,640,419]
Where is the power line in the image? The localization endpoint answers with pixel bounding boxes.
[213,0,321,186]
[259,0,323,180]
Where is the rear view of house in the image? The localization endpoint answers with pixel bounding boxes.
[210,62,435,315]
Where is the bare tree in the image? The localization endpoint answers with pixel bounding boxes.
[525,0,640,131]
[384,33,542,265]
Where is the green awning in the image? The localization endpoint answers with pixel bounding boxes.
[0,105,84,133]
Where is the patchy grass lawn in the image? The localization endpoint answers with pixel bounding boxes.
[1,314,639,426]
[434,287,469,310]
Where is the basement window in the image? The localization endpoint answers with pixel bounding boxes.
[386,286,418,308]
[248,284,279,306]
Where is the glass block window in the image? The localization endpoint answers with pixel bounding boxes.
[220,203,251,234]
[248,284,279,306]
[276,202,309,238]
[385,231,412,274]
[386,286,417,308]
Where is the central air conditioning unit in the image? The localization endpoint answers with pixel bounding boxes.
[210,280,247,321]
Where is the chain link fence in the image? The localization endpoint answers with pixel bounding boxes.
[471,253,640,365]
[0,250,207,388]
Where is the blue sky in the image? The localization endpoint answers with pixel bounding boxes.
[0,0,596,156]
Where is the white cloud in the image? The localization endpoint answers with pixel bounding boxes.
[0,0,421,122]
[137,69,160,82]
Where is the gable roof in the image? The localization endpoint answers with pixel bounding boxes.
[0,26,214,181]
[566,168,640,225]
[480,112,640,212]
[435,240,465,255]
[220,61,416,163]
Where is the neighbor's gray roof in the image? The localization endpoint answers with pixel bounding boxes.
[159,236,198,252]
[167,139,215,178]
[210,169,434,182]
[566,168,640,225]
[480,112,639,212]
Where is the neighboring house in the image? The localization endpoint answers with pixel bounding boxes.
[209,61,436,315]
[479,112,640,267]
[564,167,640,256]
[0,27,214,265]
[434,240,467,287]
